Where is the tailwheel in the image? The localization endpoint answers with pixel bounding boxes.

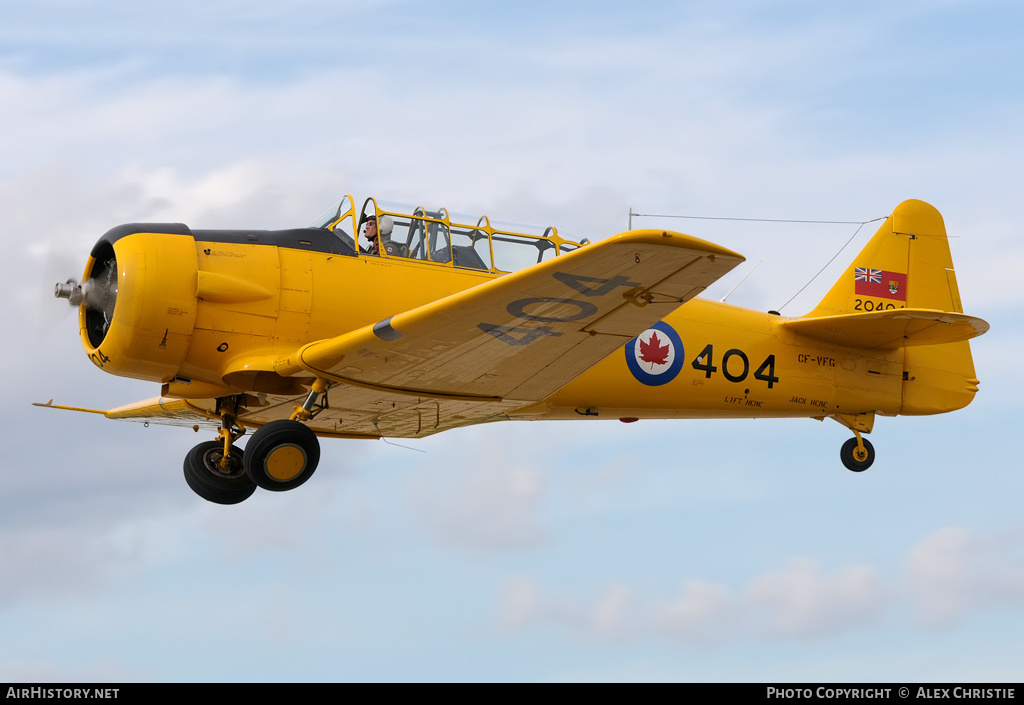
[244,420,321,492]
[183,441,256,504]
[840,436,875,472]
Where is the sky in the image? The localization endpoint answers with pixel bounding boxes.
[2,0,1023,683]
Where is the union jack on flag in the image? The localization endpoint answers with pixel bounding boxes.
[854,267,882,284]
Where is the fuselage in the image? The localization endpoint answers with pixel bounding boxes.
[519,296,901,421]
[78,223,919,428]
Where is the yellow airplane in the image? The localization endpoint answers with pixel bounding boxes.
[42,195,988,504]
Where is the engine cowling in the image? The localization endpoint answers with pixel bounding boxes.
[78,224,199,383]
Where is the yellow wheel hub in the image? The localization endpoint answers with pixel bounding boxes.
[264,444,307,481]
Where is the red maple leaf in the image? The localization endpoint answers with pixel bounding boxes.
[639,331,670,367]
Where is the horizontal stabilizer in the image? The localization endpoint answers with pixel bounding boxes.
[782,308,989,350]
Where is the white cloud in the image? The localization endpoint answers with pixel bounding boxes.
[593,585,632,640]
[907,526,1024,627]
[0,512,187,606]
[504,557,890,645]
[656,579,739,644]
[0,657,144,684]
[504,526,1024,644]
[499,577,632,640]
[745,558,886,638]
[499,576,545,631]
[412,457,547,552]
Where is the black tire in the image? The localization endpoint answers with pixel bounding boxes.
[183,441,256,504]
[244,420,320,492]
[840,437,875,472]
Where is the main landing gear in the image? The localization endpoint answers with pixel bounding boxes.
[183,381,328,504]
[184,420,322,504]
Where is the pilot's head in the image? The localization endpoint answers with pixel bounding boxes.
[364,215,378,243]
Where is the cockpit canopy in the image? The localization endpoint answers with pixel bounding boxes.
[311,195,587,273]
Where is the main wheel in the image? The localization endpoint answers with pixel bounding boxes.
[184,441,256,504]
[244,420,321,492]
[840,437,875,472]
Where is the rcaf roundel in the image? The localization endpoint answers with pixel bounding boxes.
[625,321,685,386]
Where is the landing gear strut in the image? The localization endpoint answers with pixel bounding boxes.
[831,414,876,473]
[183,405,256,504]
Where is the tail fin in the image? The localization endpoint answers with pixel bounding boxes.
[806,199,985,415]
[809,199,962,317]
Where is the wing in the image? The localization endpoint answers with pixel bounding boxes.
[34,395,383,438]
[289,229,742,401]
[256,229,743,436]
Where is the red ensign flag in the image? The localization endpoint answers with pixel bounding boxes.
[854,267,907,301]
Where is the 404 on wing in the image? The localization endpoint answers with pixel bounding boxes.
[42,195,988,504]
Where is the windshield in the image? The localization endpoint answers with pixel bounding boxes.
[309,195,352,229]
[315,194,587,272]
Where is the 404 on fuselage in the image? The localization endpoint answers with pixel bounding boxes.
[519,292,949,424]
[44,194,988,504]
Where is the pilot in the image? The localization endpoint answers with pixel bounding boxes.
[363,215,403,257]
[363,215,380,255]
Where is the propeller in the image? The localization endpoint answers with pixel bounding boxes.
[29,245,82,338]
